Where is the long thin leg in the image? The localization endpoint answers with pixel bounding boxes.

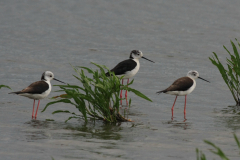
[184,114,187,122]
[171,96,178,117]
[125,78,129,106]
[184,95,187,115]
[34,100,40,119]
[120,79,124,105]
[32,100,35,119]
[184,97,187,122]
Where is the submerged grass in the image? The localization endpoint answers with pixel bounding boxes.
[209,39,240,105]
[42,62,152,123]
[196,133,240,160]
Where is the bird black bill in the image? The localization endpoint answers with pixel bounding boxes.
[53,78,66,84]
[198,77,210,83]
[142,56,155,63]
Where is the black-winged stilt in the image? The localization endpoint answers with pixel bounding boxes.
[106,50,154,105]
[9,71,66,119]
[156,70,210,118]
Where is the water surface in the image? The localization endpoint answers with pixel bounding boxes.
[1,0,240,159]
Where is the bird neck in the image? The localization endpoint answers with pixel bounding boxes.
[132,58,139,63]
[42,79,51,84]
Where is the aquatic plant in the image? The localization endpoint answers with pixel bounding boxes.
[196,133,240,160]
[209,39,240,105]
[42,62,152,123]
[0,85,11,90]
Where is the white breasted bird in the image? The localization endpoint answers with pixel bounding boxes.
[156,70,210,117]
[106,50,155,105]
[9,71,66,119]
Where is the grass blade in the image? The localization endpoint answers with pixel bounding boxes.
[42,99,75,112]
[233,133,240,150]
[0,85,11,90]
[204,140,230,160]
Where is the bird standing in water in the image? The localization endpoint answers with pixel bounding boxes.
[157,70,210,119]
[9,71,66,119]
[106,50,155,105]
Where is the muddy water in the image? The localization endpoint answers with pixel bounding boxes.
[1,0,240,159]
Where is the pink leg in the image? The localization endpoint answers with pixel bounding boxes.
[32,100,35,119]
[120,79,124,105]
[171,96,178,117]
[184,95,187,115]
[184,114,187,122]
[125,79,129,106]
[34,100,40,119]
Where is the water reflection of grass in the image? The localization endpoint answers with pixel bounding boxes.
[64,120,123,140]
[217,106,240,130]
[25,119,125,140]
[221,106,240,114]
[25,118,153,142]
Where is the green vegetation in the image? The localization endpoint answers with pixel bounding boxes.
[209,39,240,105]
[0,85,11,90]
[42,62,152,123]
[196,134,240,160]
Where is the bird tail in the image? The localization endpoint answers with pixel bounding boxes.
[9,91,21,95]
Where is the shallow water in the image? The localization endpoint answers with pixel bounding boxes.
[1,0,240,159]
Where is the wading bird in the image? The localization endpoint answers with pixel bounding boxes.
[156,70,210,119]
[9,71,66,119]
[106,50,155,105]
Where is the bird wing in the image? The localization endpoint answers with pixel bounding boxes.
[16,81,49,94]
[106,59,137,76]
[162,77,193,93]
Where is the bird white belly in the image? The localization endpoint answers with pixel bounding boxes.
[19,90,50,100]
[166,80,196,96]
[19,82,52,100]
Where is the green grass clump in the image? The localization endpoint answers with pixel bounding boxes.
[196,134,240,160]
[42,62,152,123]
[209,39,240,105]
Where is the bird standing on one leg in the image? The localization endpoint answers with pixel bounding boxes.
[106,50,155,106]
[156,70,210,119]
[9,71,66,119]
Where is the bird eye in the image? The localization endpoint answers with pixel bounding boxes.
[50,75,52,77]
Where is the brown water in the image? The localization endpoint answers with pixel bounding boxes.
[0,0,240,159]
